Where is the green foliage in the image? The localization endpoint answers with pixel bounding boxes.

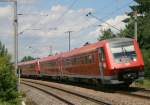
[97,28,115,41]
[134,79,150,89]
[0,41,20,105]
[142,49,150,78]
[0,41,8,56]
[118,0,150,48]
[21,56,35,62]
[142,13,150,49]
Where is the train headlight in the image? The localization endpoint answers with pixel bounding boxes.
[103,63,106,69]
[133,58,137,61]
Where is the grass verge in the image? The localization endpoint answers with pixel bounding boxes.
[132,79,150,89]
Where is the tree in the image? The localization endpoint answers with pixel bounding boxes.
[142,13,150,49]
[0,41,20,104]
[21,56,35,62]
[142,49,150,78]
[0,41,8,56]
[97,28,115,41]
[118,0,150,48]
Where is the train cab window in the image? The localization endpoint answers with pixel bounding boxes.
[99,48,106,61]
[110,41,137,63]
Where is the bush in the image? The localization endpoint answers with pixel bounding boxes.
[0,41,21,105]
[0,55,21,104]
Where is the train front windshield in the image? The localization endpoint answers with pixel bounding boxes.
[110,41,137,64]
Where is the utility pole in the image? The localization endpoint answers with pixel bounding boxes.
[49,45,52,55]
[134,11,137,41]
[13,0,20,92]
[0,0,19,92]
[65,31,73,51]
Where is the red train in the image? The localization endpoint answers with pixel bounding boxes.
[18,38,144,86]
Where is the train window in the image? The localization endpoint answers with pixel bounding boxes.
[84,54,95,64]
[85,56,88,64]
[81,56,86,64]
[73,57,77,65]
[88,54,95,64]
[41,61,57,69]
[100,48,106,61]
[78,56,83,64]
[110,41,137,63]
[71,58,74,65]
[29,64,35,68]
[64,59,72,66]
[76,57,81,64]
[92,54,95,63]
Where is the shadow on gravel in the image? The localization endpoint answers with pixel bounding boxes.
[23,77,144,93]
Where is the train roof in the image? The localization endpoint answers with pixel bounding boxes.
[62,40,107,58]
[39,53,60,62]
[18,60,37,66]
[62,38,133,58]
[107,37,133,43]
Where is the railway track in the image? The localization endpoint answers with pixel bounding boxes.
[116,89,150,100]
[21,79,112,105]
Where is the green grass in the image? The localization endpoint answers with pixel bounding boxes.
[25,98,37,105]
[132,79,150,89]
[0,100,19,105]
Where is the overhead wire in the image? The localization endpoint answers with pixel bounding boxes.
[62,1,134,35]
[19,0,62,57]
[76,1,134,34]
[100,1,134,21]
[20,0,78,35]
[44,0,78,30]
[18,0,61,35]
[20,0,77,57]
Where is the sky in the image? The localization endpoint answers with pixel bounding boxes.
[0,0,135,61]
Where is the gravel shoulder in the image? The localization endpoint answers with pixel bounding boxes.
[21,84,67,105]
[26,79,150,105]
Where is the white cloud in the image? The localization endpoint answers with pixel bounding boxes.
[19,5,96,38]
[18,0,36,4]
[86,15,128,39]
[101,15,128,33]
[0,5,13,35]
[0,4,128,60]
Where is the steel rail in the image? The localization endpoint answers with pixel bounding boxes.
[116,90,150,100]
[22,81,75,105]
[21,79,112,105]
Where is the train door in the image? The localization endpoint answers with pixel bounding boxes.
[98,47,106,83]
[36,61,40,75]
[58,57,63,77]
